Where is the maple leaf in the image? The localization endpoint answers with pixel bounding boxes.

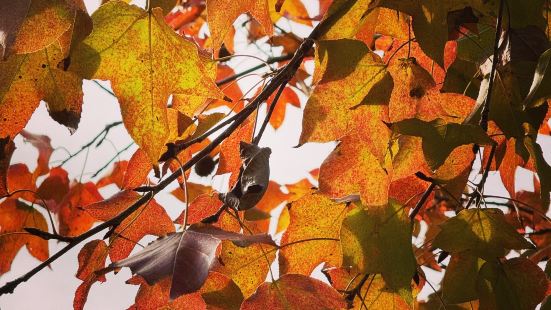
[206,0,273,51]
[84,190,174,261]
[70,1,222,163]
[126,276,206,310]
[477,257,548,310]
[96,161,128,189]
[20,130,54,179]
[0,198,49,275]
[440,251,482,304]
[391,118,494,170]
[372,0,477,67]
[240,274,347,309]
[279,193,346,275]
[300,39,392,144]
[6,164,36,202]
[73,240,109,310]
[269,0,311,26]
[215,239,276,298]
[319,133,391,206]
[105,223,275,299]
[0,0,91,136]
[36,167,70,212]
[0,42,84,137]
[58,182,103,237]
[432,208,534,260]
[340,200,416,302]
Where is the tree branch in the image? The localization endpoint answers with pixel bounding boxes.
[0,18,325,297]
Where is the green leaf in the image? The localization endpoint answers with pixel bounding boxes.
[340,200,416,303]
[477,257,548,310]
[524,48,551,108]
[391,118,494,170]
[441,251,483,304]
[70,1,222,163]
[433,208,533,260]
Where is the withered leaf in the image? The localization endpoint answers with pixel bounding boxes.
[106,223,276,299]
[220,141,271,211]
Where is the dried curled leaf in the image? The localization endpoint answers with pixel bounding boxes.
[220,142,271,211]
[105,223,276,299]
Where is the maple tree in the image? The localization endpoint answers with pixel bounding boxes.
[1,0,551,309]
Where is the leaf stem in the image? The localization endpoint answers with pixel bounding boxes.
[479,0,505,132]
[0,17,325,297]
[252,82,287,145]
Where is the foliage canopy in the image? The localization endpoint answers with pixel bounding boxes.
[1,0,551,308]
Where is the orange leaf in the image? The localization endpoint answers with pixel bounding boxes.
[20,130,53,178]
[85,190,174,261]
[73,240,109,310]
[96,161,128,189]
[58,182,103,237]
[319,134,390,206]
[241,274,347,309]
[7,163,35,201]
[279,193,346,275]
[127,276,206,310]
[174,193,223,225]
[206,0,273,51]
[123,148,152,189]
[267,86,300,129]
[0,198,49,275]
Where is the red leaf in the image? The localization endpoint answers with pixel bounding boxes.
[20,130,53,178]
[58,182,103,237]
[84,190,175,261]
[36,166,70,212]
[73,240,109,310]
[96,160,128,188]
[0,198,49,275]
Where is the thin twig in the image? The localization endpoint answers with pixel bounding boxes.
[0,17,325,296]
[215,54,293,87]
[91,142,134,178]
[252,82,287,145]
[57,121,123,167]
[410,183,437,220]
[479,0,505,132]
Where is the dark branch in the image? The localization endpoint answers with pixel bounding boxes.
[0,17,326,296]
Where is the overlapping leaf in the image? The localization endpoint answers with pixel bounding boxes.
[433,208,533,260]
[240,274,347,309]
[279,194,346,275]
[70,1,222,163]
[0,198,49,275]
[206,0,273,51]
[84,190,174,261]
[340,201,416,302]
[107,223,275,299]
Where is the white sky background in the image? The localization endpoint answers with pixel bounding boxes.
[1,0,551,309]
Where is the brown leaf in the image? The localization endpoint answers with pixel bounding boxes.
[0,0,31,59]
[221,142,271,211]
[107,223,275,299]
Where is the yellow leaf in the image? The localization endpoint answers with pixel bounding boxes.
[71,2,222,163]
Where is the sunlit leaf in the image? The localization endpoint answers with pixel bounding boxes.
[70,1,222,163]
